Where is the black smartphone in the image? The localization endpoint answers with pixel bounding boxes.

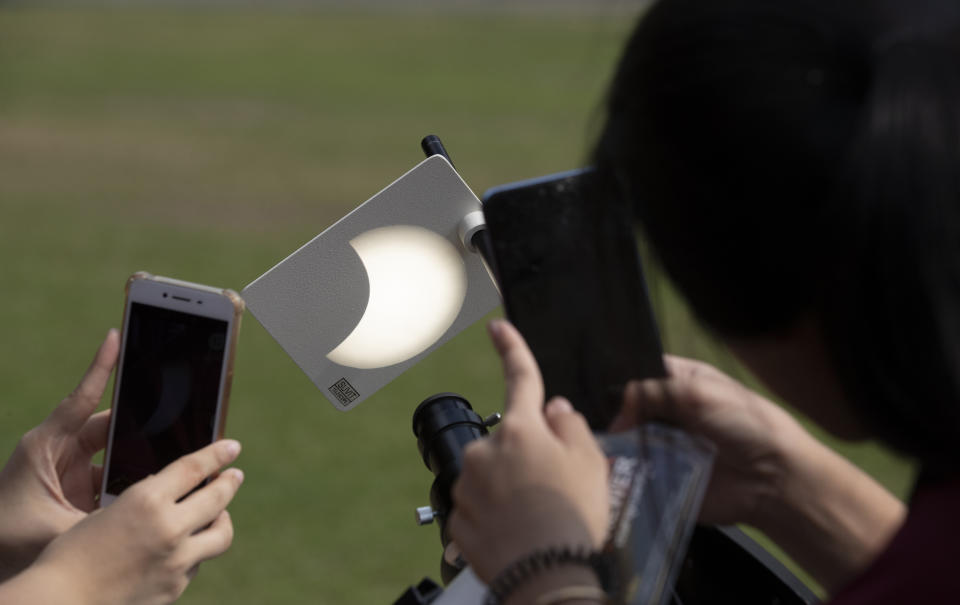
[482,168,665,430]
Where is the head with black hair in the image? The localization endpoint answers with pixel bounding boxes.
[594,0,960,473]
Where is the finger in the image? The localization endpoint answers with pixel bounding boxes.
[664,354,729,383]
[543,397,594,447]
[609,380,647,432]
[446,510,479,561]
[90,463,104,501]
[76,409,112,456]
[488,320,544,418]
[186,510,235,564]
[48,329,120,434]
[178,468,244,531]
[452,439,494,506]
[613,378,680,430]
[150,440,241,500]
[446,510,473,555]
[627,369,723,431]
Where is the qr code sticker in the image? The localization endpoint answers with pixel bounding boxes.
[329,378,360,406]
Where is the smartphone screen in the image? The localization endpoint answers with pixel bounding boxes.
[482,169,666,430]
[104,301,229,496]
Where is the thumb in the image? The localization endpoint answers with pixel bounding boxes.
[544,397,594,447]
[47,329,119,434]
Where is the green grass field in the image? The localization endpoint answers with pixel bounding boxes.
[0,5,913,603]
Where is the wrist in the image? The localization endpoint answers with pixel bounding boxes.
[27,548,97,605]
[0,558,92,605]
[749,425,822,532]
[750,433,906,591]
[503,565,601,605]
[488,546,610,605]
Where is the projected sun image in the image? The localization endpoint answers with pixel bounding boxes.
[326,225,468,369]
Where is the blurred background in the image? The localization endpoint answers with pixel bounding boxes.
[0,1,913,603]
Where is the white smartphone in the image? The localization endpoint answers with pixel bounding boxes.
[99,272,244,507]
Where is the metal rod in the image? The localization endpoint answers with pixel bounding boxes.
[420,134,500,288]
[421,135,454,169]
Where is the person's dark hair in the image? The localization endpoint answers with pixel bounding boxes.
[594,0,960,471]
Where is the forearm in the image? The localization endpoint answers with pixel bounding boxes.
[0,560,92,605]
[754,435,906,592]
[0,527,46,582]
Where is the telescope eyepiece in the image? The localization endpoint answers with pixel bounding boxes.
[412,393,491,584]
[412,393,488,476]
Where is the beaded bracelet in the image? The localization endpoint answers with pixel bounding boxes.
[484,545,612,605]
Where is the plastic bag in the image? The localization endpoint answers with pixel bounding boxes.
[598,424,715,605]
